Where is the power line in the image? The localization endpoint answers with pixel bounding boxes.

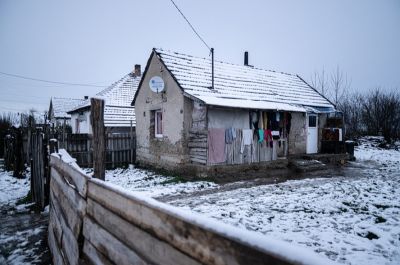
[0,71,107,88]
[168,0,211,51]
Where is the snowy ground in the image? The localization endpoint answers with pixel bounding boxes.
[84,166,219,198]
[167,138,400,265]
[0,167,30,204]
[2,136,398,265]
[104,137,400,265]
[0,165,51,265]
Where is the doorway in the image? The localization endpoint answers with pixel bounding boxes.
[306,114,318,154]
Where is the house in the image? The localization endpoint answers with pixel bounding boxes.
[48,97,86,127]
[132,48,340,175]
[68,65,141,134]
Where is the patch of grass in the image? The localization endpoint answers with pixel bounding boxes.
[373,204,391,210]
[161,175,189,185]
[16,190,32,205]
[375,215,387,224]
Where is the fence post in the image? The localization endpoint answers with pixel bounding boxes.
[91,98,105,180]
[49,139,59,154]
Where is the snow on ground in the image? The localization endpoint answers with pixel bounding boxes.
[0,163,50,264]
[0,168,30,204]
[165,138,400,265]
[87,137,399,265]
[85,166,219,198]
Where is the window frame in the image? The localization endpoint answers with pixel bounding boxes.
[154,109,163,138]
[308,115,317,128]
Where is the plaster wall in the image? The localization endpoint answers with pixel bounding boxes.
[135,53,190,169]
[288,112,307,154]
[208,107,250,129]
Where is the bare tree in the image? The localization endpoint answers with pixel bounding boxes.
[361,89,400,142]
[330,66,351,106]
[310,67,329,96]
[338,92,364,138]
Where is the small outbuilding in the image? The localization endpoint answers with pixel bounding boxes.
[132,48,340,176]
[68,65,141,134]
[48,97,86,127]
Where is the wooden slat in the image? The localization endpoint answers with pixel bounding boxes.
[50,190,80,265]
[83,240,114,265]
[48,221,66,265]
[87,179,295,265]
[87,198,201,265]
[82,217,148,265]
[188,142,207,148]
[50,173,85,238]
[50,155,90,197]
[49,203,63,245]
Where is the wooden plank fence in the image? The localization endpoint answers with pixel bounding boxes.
[48,150,333,265]
[30,129,50,210]
[64,133,135,168]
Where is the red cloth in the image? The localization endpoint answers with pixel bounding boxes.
[264,129,273,148]
[208,128,226,164]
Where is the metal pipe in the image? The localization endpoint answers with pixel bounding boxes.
[211,48,214,89]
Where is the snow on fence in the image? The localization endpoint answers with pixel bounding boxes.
[48,150,334,265]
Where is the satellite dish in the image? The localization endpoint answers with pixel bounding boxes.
[149,76,165,93]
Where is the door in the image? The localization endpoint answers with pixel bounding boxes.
[306,114,318,154]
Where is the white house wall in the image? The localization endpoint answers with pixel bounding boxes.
[208,107,250,129]
[70,111,92,134]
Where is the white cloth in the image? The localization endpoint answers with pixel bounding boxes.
[241,129,253,153]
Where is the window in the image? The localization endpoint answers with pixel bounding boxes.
[308,115,317,128]
[155,110,163,137]
[75,119,80,133]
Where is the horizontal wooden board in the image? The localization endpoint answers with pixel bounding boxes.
[188,142,207,148]
[82,217,148,265]
[86,198,201,265]
[49,204,63,245]
[83,240,114,265]
[50,155,89,197]
[50,169,86,237]
[48,219,66,265]
[87,179,295,265]
[50,190,80,265]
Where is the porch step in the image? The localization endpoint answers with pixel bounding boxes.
[289,159,327,173]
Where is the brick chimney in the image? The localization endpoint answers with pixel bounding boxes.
[244,51,249,66]
[134,64,141,77]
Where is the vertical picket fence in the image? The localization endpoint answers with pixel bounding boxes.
[64,133,135,168]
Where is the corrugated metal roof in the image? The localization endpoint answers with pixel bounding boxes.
[155,49,334,111]
[51,97,86,119]
[70,73,140,127]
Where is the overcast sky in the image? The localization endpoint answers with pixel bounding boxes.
[0,0,399,113]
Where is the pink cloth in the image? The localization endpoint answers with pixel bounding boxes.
[208,128,226,164]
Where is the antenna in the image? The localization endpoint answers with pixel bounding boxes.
[168,0,214,89]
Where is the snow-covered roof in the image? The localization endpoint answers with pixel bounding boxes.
[153,48,334,112]
[50,97,86,119]
[70,73,141,127]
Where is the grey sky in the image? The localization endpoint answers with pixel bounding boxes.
[0,0,399,113]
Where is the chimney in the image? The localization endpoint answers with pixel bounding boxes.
[84,96,89,100]
[134,64,141,77]
[244,51,249,66]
